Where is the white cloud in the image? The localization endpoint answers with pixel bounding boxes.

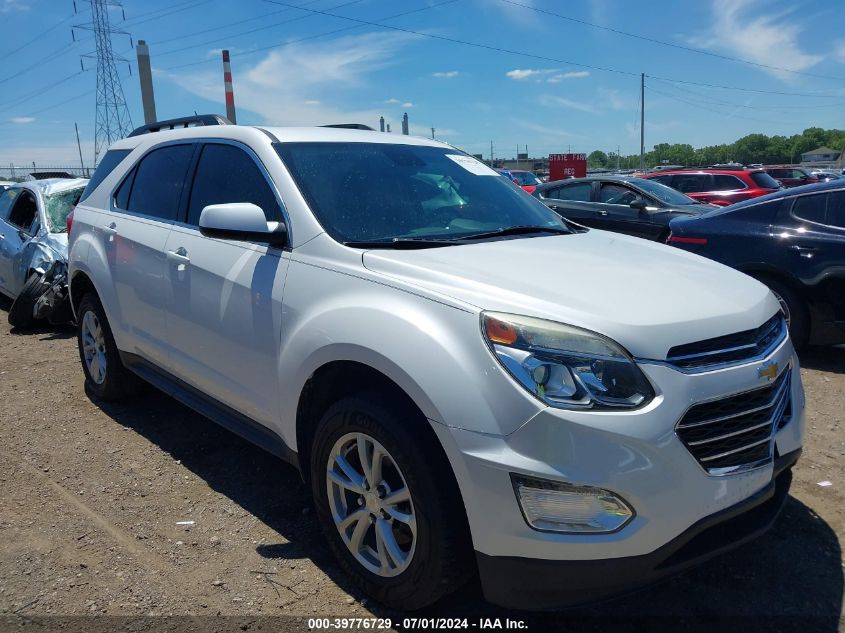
[597,88,627,110]
[401,102,413,108]
[432,70,459,78]
[834,41,845,64]
[691,0,822,81]
[506,68,554,80]
[546,71,590,83]
[10,116,34,124]
[161,32,416,129]
[1,0,29,13]
[538,94,596,113]
[385,98,402,104]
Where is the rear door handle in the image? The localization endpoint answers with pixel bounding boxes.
[103,222,117,235]
[791,245,818,258]
[166,247,190,264]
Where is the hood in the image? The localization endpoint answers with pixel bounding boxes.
[362,231,779,360]
[41,232,68,257]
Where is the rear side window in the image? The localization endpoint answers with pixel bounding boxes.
[122,144,194,221]
[711,175,746,191]
[750,172,780,189]
[7,190,38,233]
[79,149,131,203]
[186,143,282,226]
[792,193,826,224]
[553,182,592,201]
[672,174,710,193]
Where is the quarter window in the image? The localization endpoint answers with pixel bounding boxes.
[826,191,845,229]
[186,143,282,226]
[121,144,194,221]
[79,149,131,203]
[791,193,826,224]
[712,175,746,191]
[553,182,592,202]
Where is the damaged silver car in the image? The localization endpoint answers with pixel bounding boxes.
[0,178,87,328]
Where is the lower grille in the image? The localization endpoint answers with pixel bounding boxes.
[676,368,792,475]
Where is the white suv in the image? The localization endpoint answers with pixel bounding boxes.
[68,117,804,610]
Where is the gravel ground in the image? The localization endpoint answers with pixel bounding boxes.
[0,296,843,632]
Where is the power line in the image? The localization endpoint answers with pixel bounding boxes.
[149,0,324,47]
[500,0,845,83]
[0,11,76,59]
[156,0,363,58]
[0,70,88,114]
[647,86,794,127]
[259,0,845,98]
[649,77,845,110]
[161,0,460,71]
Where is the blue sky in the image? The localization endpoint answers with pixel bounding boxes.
[2,0,845,166]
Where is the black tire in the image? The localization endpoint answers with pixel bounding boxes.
[759,277,809,350]
[76,292,144,401]
[310,394,472,610]
[8,273,48,329]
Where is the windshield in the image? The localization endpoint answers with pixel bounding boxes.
[630,177,698,205]
[512,171,541,186]
[44,186,85,232]
[275,142,567,243]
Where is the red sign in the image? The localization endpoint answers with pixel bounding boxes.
[549,153,587,181]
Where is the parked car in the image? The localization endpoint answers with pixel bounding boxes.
[810,170,842,182]
[0,178,87,327]
[763,166,819,188]
[668,179,845,349]
[509,169,542,193]
[0,180,14,192]
[533,175,712,241]
[68,116,803,611]
[642,168,781,206]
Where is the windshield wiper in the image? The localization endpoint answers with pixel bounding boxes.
[455,225,572,241]
[343,237,459,249]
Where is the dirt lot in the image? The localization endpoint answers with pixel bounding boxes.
[0,296,843,632]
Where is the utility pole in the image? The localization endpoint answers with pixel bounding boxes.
[490,140,494,166]
[76,0,134,164]
[74,123,86,176]
[617,145,620,170]
[640,73,645,170]
[431,127,435,139]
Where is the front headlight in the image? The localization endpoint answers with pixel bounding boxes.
[482,312,654,410]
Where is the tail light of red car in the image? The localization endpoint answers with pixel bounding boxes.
[66,208,75,234]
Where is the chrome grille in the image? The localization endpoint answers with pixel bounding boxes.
[666,313,786,370]
[676,368,792,475]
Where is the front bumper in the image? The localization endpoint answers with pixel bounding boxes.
[476,449,798,610]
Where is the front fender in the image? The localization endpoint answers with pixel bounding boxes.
[276,261,543,451]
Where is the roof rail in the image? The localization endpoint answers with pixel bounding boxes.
[128,114,233,137]
[321,123,375,130]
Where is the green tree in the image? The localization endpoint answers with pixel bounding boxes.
[587,150,608,168]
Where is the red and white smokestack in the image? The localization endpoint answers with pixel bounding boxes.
[222,49,237,124]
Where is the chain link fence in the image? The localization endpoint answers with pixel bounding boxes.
[0,165,93,182]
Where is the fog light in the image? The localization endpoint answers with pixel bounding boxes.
[512,475,634,533]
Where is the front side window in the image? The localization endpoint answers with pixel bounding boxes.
[187,143,282,226]
[44,187,86,232]
[7,190,38,233]
[632,178,696,205]
[598,183,637,205]
[122,144,194,221]
[791,193,826,224]
[275,142,566,243]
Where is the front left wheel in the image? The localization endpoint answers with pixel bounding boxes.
[310,395,472,610]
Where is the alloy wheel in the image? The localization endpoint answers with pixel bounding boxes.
[326,432,417,578]
[80,310,107,385]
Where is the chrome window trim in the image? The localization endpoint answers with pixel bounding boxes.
[635,317,788,374]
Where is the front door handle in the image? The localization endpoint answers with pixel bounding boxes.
[103,222,117,235]
[791,245,817,258]
[166,247,190,264]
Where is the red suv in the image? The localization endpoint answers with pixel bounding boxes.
[763,165,819,188]
[642,169,781,206]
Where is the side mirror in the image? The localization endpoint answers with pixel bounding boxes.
[199,203,287,245]
[629,197,648,211]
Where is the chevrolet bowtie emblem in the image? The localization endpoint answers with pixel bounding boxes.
[758,361,779,382]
